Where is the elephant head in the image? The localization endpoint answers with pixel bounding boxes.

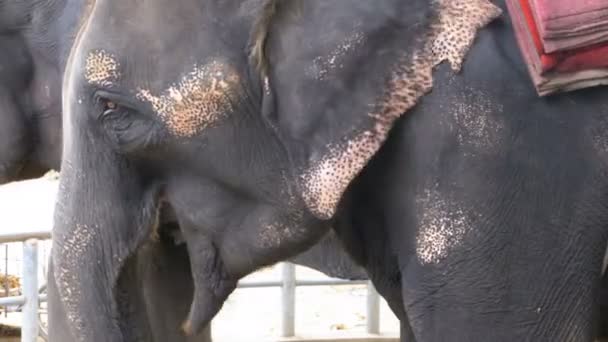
[0,0,79,185]
[53,0,437,340]
[0,34,36,183]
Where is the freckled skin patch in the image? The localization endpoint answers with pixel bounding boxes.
[430,0,503,72]
[258,210,306,249]
[136,61,240,137]
[591,105,608,157]
[307,31,365,81]
[449,86,505,153]
[84,50,119,87]
[415,188,472,265]
[52,223,98,337]
[256,175,304,249]
[301,0,502,219]
[301,131,381,219]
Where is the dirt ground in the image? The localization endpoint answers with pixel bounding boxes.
[0,177,399,341]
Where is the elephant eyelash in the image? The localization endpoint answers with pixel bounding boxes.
[95,97,134,123]
[93,89,130,112]
[94,91,155,121]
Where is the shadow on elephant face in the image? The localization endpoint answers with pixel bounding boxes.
[0,23,64,185]
[52,0,434,340]
[0,35,33,184]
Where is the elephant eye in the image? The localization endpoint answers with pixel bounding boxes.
[94,95,161,152]
[99,99,127,123]
[104,101,117,111]
[102,100,118,115]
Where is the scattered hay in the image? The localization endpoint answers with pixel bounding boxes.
[0,276,19,292]
[0,323,20,337]
[42,170,60,181]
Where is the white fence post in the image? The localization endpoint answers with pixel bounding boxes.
[281,262,296,337]
[366,280,380,334]
[22,239,39,342]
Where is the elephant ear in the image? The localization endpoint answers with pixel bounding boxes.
[252,0,501,220]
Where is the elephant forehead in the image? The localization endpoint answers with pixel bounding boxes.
[136,61,240,137]
[85,49,120,87]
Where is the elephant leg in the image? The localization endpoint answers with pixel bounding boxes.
[597,270,608,341]
[400,319,416,342]
[364,277,416,342]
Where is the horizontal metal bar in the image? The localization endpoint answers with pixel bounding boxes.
[0,294,47,307]
[0,280,361,306]
[0,230,51,244]
[0,295,25,306]
[238,279,368,288]
[0,280,364,304]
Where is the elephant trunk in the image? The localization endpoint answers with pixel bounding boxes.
[51,157,161,341]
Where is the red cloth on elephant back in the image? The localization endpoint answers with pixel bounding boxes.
[507,0,608,96]
[519,0,608,73]
[530,0,608,52]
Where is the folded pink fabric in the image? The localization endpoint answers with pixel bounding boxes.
[507,0,608,96]
[530,0,608,52]
[542,29,608,53]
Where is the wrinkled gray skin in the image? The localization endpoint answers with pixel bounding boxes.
[0,0,68,183]
[2,1,366,341]
[51,0,426,340]
[48,220,364,342]
[1,1,215,341]
[54,0,608,341]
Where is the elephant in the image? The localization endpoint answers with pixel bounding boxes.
[1,1,367,341]
[51,0,608,340]
[0,1,68,183]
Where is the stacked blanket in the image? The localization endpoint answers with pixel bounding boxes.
[506,0,608,96]
[533,0,608,53]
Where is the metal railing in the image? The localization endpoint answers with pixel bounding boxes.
[0,230,51,342]
[0,229,384,341]
[264,262,382,338]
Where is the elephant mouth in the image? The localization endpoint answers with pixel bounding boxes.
[133,200,231,336]
[153,200,237,336]
[157,203,186,245]
[108,203,190,339]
